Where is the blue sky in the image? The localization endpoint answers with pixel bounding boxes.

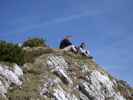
[0,0,133,86]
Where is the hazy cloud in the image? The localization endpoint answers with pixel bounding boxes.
[8,10,103,34]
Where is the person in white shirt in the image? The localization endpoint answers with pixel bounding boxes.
[78,42,93,59]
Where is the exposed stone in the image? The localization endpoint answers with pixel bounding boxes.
[53,84,79,100]
[79,70,126,100]
[47,55,73,85]
[0,64,23,97]
[0,48,132,100]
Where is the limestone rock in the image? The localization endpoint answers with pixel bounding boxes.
[0,47,132,100]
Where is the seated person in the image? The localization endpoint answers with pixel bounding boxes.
[59,36,77,53]
[78,42,93,59]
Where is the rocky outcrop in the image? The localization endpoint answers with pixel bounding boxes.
[0,64,23,99]
[79,70,125,100]
[0,47,132,100]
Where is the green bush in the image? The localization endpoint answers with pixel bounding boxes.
[22,38,47,47]
[0,40,24,65]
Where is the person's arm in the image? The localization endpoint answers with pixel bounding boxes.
[86,50,90,55]
[79,47,86,53]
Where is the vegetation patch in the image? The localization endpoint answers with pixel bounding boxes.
[0,40,24,65]
[22,37,47,47]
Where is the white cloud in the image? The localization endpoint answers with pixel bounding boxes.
[9,10,102,34]
[48,10,102,24]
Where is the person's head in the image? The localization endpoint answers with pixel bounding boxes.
[64,35,72,40]
[80,42,86,49]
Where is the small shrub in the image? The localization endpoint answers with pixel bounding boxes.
[0,40,24,65]
[22,38,47,47]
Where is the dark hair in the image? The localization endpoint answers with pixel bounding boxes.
[80,42,86,48]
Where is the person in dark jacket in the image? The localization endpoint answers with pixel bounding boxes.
[59,36,77,52]
[59,36,72,49]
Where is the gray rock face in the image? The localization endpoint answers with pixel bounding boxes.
[45,55,126,100]
[47,56,73,85]
[79,70,125,100]
[0,64,23,97]
[0,48,132,100]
